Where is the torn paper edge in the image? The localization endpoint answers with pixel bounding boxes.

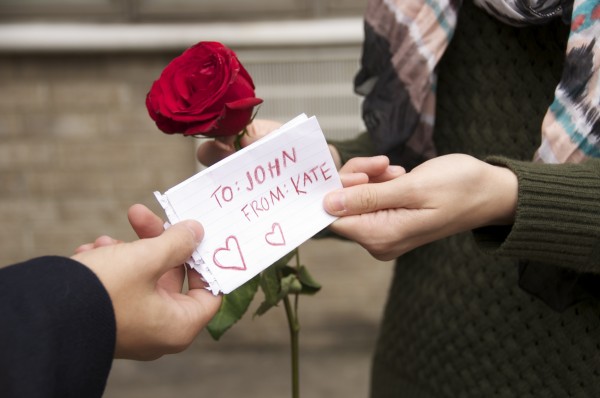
[152,114,324,295]
[153,191,222,295]
[151,115,310,295]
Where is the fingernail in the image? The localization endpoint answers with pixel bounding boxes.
[325,191,346,213]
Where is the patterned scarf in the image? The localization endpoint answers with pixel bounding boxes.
[356,0,600,167]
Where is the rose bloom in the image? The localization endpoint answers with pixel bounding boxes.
[146,41,263,137]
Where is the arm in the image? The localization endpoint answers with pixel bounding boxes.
[474,156,600,273]
[324,155,600,271]
[328,132,377,166]
[0,257,116,398]
[323,154,517,261]
[0,206,221,397]
[72,205,222,360]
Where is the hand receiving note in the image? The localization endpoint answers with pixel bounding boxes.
[155,115,342,294]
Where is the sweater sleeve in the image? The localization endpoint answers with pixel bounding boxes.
[474,157,600,274]
[328,132,377,165]
[0,256,116,398]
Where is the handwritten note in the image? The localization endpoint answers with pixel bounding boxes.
[154,114,342,294]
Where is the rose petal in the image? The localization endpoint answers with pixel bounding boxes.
[184,118,220,136]
[226,97,263,110]
[145,40,261,136]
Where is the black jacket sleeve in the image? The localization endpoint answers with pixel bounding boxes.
[0,256,116,398]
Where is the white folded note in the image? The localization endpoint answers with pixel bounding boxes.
[154,114,342,294]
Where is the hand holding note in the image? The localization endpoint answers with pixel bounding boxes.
[196,119,285,167]
[155,115,342,294]
[72,205,221,360]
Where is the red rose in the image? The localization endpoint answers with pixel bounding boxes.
[146,41,263,137]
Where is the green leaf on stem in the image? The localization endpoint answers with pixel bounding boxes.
[207,274,260,340]
[297,265,322,295]
[255,265,281,316]
[254,249,298,316]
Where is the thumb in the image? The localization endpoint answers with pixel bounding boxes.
[141,220,204,277]
[323,179,402,216]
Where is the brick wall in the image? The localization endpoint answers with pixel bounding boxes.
[0,0,366,22]
[0,42,364,267]
[0,52,198,266]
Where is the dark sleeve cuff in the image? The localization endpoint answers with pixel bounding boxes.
[473,157,600,312]
[328,131,377,166]
[473,157,600,274]
[0,256,116,398]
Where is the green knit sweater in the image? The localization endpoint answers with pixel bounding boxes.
[332,2,600,397]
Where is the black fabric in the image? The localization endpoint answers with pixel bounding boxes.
[433,4,568,159]
[519,261,600,312]
[369,1,600,397]
[434,1,594,311]
[354,22,425,170]
[0,256,116,398]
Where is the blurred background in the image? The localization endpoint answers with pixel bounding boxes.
[0,1,395,396]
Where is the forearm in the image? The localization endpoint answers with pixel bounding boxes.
[474,157,600,273]
[0,257,115,397]
[328,132,377,167]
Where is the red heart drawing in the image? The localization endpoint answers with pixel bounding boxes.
[265,223,286,246]
[213,236,247,271]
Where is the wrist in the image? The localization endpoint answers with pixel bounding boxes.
[483,164,518,226]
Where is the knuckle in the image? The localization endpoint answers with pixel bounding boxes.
[358,188,378,211]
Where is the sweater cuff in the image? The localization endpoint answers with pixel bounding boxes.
[328,132,376,165]
[474,157,600,273]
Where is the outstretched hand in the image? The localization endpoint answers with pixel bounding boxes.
[72,204,221,360]
[323,154,518,260]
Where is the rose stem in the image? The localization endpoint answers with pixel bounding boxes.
[283,249,301,398]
